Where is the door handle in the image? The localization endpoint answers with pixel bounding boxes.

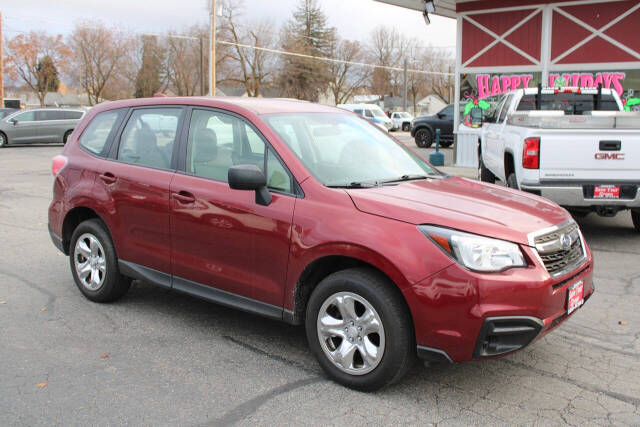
[99,172,117,184]
[173,191,196,204]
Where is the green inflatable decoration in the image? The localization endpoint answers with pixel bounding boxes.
[624,98,640,112]
[463,99,490,116]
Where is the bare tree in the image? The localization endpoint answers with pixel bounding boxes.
[221,2,276,97]
[423,48,455,103]
[326,38,369,105]
[4,31,70,106]
[367,25,399,98]
[68,21,132,104]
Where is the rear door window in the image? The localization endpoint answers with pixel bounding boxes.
[117,108,182,170]
[79,110,125,156]
[64,111,84,120]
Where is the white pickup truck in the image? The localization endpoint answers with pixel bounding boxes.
[479,87,640,231]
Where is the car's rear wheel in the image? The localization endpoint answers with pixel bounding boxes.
[632,209,640,232]
[0,132,7,148]
[63,130,73,144]
[478,154,495,183]
[69,219,131,302]
[415,129,432,148]
[305,268,414,391]
[507,173,519,189]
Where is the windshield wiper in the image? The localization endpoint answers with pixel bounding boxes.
[327,181,380,189]
[378,174,438,185]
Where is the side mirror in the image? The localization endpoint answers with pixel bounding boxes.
[10,118,17,125]
[228,164,272,206]
[437,113,444,119]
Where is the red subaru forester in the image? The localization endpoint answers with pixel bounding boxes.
[49,97,593,391]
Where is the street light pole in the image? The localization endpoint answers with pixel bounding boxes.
[200,37,204,96]
[210,0,216,96]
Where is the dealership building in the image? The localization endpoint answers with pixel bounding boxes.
[377,0,640,166]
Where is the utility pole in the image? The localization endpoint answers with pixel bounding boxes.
[209,0,216,96]
[403,59,408,112]
[0,12,4,108]
[199,37,204,96]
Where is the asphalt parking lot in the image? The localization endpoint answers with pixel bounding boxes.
[1,144,639,426]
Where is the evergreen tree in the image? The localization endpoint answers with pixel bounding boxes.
[36,56,60,93]
[278,0,336,101]
[135,36,164,98]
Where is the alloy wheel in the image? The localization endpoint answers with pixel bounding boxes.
[74,233,107,291]
[316,291,385,375]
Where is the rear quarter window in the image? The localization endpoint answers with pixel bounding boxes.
[78,110,125,156]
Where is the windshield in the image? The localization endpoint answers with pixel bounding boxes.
[371,108,387,118]
[263,113,436,187]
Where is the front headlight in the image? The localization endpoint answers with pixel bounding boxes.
[419,225,526,272]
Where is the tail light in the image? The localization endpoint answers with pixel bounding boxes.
[522,137,540,169]
[52,155,68,177]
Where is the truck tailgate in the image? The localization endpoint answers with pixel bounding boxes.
[539,129,640,181]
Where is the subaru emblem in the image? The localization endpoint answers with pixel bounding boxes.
[560,233,572,249]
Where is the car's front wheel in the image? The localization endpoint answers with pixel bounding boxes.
[632,209,640,232]
[305,268,414,391]
[414,129,432,148]
[69,219,131,302]
[0,132,7,148]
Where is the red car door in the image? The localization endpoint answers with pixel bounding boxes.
[170,108,297,308]
[95,107,184,276]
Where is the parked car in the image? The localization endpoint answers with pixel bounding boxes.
[338,103,393,131]
[49,97,593,391]
[390,111,413,131]
[479,86,639,231]
[0,108,18,119]
[411,104,454,148]
[0,108,85,147]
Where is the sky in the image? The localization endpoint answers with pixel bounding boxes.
[2,0,456,51]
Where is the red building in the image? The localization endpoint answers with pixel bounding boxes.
[377,0,640,164]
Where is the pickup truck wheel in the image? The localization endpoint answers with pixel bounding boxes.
[69,219,131,303]
[507,173,519,190]
[440,140,453,148]
[402,123,410,131]
[478,157,495,183]
[305,268,415,391]
[632,210,640,232]
[415,129,432,148]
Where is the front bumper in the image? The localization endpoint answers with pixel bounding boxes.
[520,183,640,208]
[405,249,594,363]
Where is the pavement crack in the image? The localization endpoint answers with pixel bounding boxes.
[0,268,57,313]
[500,359,640,408]
[205,376,322,426]
[222,335,318,375]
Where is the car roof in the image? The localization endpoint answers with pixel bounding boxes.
[93,96,341,115]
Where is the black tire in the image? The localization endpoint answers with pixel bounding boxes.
[632,210,640,232]
[478,155,495,183]
[69,219,131,303]
[0,132,7,148]
[305,268,415,391]
[414,129,433,148]
[507,172,519,189]
[402,123,410,131]
[63,130,73,144]
[440,140,453,148]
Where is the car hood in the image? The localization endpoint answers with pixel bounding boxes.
[346,177,570,246]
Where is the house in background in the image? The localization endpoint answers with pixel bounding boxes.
[416,94,447,115]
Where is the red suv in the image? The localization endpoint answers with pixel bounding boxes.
[49,97,593,390]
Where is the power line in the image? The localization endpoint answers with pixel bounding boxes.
[217,40,454,76]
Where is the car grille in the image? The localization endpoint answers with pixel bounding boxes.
[533,222,586,277]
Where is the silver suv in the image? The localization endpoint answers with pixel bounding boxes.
[0,108,86,147]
